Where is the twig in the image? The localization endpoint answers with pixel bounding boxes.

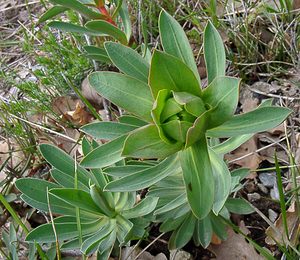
[7,112,77,143]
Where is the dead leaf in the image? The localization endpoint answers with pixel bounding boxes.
[209,226,264,260]
[63,103,93,126]
[52,96,83,115]
[226,137,261,178]
[81,77,103,107]
[265,203,300,246]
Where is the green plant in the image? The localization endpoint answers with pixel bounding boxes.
[15,141,158,258]
[82,10,291,217]
[15,8,293,257]
[39,0,132,63]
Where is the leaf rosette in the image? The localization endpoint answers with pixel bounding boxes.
[83,10,292,220]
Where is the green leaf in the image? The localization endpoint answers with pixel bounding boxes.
[202,76,241,127]
[211,99,274,154]
[48,21,101,35]
[50,188,103,215]
[81,221,115,255]
[15,178,75,215]
[212,134,253,154]
[185,110,210,148]
[50,168,89,192]
[207,107,292,137]
[210,213,227,241]
[159,214,186,233]
[118,115,148,127]
[50,0,103,19]
[118,0,131,41]
[169,212,196,249]
[149,50,201,98]
[105,42,149,83]
[26,219,103,242]
[89,72,153,122]
[81,121,137,140]
[39,144,90,186]
[173,92,206,117]
[122,197,158,219]
[122,125,183,159]
[180,137,214,219]
[38,6,69,23]
[204,21,226,83]
[89,185,114,216]
[154,193,187,215]
[208,148,231,214]
[85,20,128,44]
[80,135,126,168]
[116,215,133,244]
[104,165,149,178]
[225,198,255,214]
[83,45,111,63]
[194,216,213,248]
[159,10,200,84]
[105,154,180,192]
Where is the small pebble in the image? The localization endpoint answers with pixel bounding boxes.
[268,209,278,222]
[259,172,276,188]
[257,183,268,194]
[247,192,261,202]
[270,187,280,200]
[170,250,193,260]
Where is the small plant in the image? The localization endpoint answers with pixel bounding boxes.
[16,141,158,258]
[39,0,132,63]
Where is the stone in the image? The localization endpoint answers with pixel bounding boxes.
[268,209,278,222]
[247,192,261,202]
[257,183,268,194]
[259,172,276,188]
[170,250,193,260]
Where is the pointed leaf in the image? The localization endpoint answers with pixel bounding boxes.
[81,135,126,168]
[50,169,89,192]
[211,134,253,154]
[85,20,128,44]
[202,76,241,127]
[81,121,137,140]
[169,212,196,249]
[207,107,292,137]
[83,45,111,63]
[48,21,101,35]
[149,50,201,98]
[180,138,214,219]
[105,155,180,192]
[225,198,255,214]
[159,10,200,83]
[194,216,213,248]
[208,148,231,214]
[104,165,149,178]
[89,72,153,122]
[122,124,183,159]
[26,220,103,242]
[122,197,158,219]
[204,21,226,83]
[50,188,103,215]
[119,1,131,41]
[15,178,75,215]
[38,6,69,23]
[50,0,103,19]
[81,221,114,255]
[105,42,149,83]
[39,144,90,186]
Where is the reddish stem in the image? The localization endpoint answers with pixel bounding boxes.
[98,4,116,26]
